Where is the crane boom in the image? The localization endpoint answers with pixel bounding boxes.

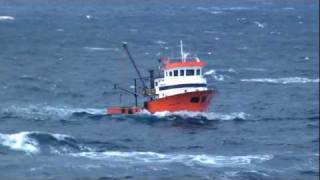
[122,42,147,89]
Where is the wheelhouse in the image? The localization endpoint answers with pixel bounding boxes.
[154,57,208,99]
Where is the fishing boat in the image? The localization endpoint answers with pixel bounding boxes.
[107,41,215,115]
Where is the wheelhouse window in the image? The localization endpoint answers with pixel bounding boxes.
[169,71,172,76]
[165,72,168,77]
[180,69,184,76]
[174,70,178,76]
[186,69,195,76]
[196,69,201,75]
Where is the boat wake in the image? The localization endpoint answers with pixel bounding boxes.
[1,104,249,122]
[241,77,319,84]
[140,110,250,121]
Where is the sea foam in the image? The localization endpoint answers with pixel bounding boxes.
[241,77,319,84]
[204,69,227,81]
[0,16,15,21]
[71,150,273,167]
[140,110,250,121]
[0,131,80,154]
[2,105,106,119]
[0,132,39,154]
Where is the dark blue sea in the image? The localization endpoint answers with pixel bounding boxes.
[0,0,319,179]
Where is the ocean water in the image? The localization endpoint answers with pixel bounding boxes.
[0,0,319,179]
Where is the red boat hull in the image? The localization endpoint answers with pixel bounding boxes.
[107,106,142,115]
[145,90,215,113]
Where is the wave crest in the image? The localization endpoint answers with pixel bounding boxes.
[0,131,85,154]
[71,151,273,167]
[2,105,105,119]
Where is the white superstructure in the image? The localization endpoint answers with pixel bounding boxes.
[154,57,208,99]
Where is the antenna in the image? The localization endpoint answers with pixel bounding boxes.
[180,40,185,62]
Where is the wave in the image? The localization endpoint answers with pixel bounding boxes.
[241,77,319,84]
[140,111,250,121]
[0,132,39,154]
[2,105,106,119]
[71,151,272,167]
[0,131,82,154]
[0,16,15,21]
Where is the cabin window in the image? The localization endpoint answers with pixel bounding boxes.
[190,97,200,103]
[165,72,168,77]
[174,70,178,76]
[186,69,194,76]
[196,69,201,75]
[155,82,158,86]
[180,69,184,76]
[169,71,172,76]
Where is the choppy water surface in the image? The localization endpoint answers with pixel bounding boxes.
[0,0,319,179]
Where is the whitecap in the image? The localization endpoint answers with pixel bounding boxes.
[254,21,265,28]
[156,40,166,45]
[204,69,226,81]
[0,16,15,21]
[241,77,319,84]
[204,69,215,75]
[71,151,273,167]
[222,6,257,11]
[83,47,119,52]
[0,131,80,154]
[0,132,39,154]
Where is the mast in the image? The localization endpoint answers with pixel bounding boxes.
[134,79,138,106]
[180,40,185,62]
[122,42,147,89]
